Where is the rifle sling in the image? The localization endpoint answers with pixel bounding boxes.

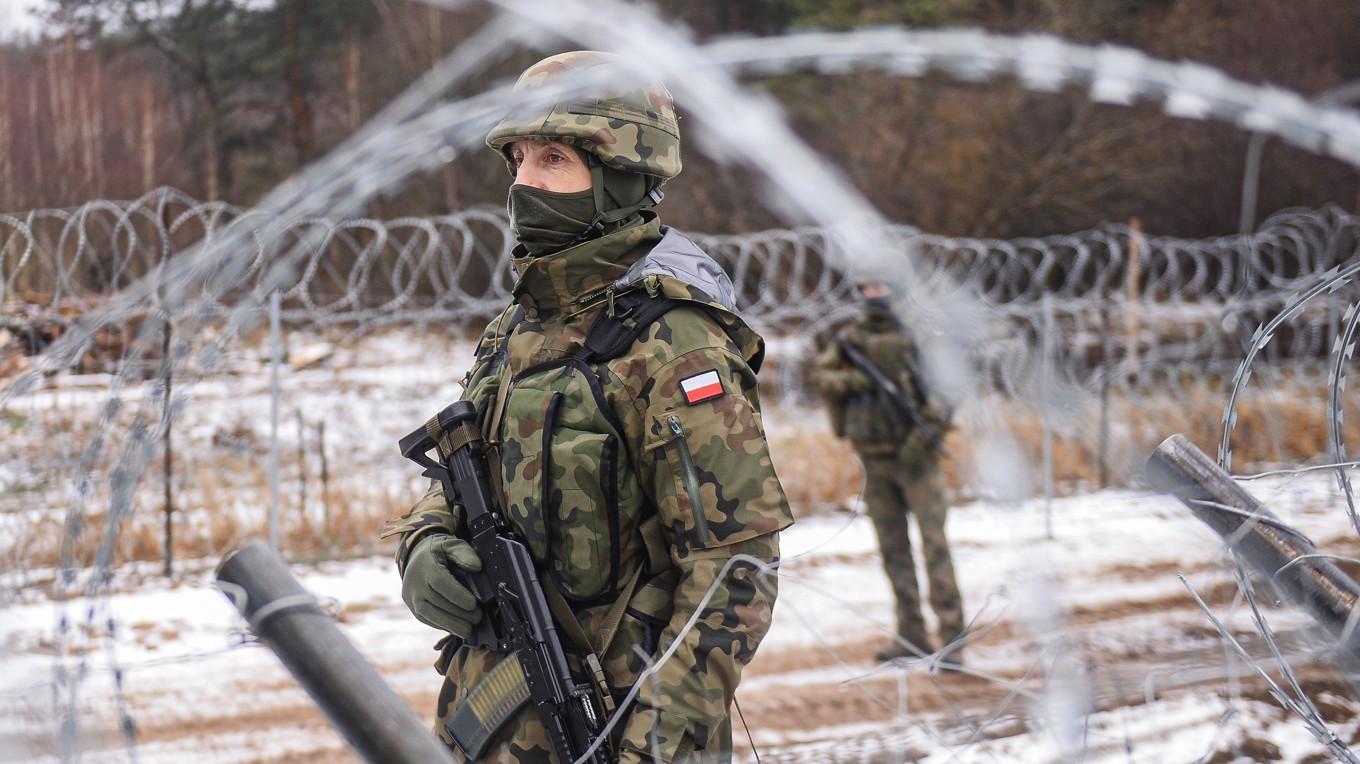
[841,341,926,430]
[544,565,642,715]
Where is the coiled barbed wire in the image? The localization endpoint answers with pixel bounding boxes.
[4,191,1357,396]
[7,15,1360,762]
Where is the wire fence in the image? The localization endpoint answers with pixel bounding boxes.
[5,190,1359,399]
[6,10,1360,763]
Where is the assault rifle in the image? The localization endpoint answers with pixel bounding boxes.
[839,340,944,450]
[399,401,610,763]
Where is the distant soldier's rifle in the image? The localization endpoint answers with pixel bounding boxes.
[399,401,610,763]
[839,340,944,450]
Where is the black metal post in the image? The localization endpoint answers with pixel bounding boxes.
[162,322,173,578]
[1146,434,1360,665]
[1098,289,1110,488]
[318,419,331,543]
[216,542,455,764]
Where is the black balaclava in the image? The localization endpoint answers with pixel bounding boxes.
[508,147,657,257]
[507,186,596,256]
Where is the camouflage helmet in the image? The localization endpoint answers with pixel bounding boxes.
[486,51,682,180]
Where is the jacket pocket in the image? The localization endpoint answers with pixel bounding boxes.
[649,400,794,554]
[499,388,555,562]
[655,411,715,550]
[545,428,621,601]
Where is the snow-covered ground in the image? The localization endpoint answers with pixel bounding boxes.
[3,473,1358,762]
[3,327,1359,762]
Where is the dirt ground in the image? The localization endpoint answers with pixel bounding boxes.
[10,510,1358,764]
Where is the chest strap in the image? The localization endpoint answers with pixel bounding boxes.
[544,566,642,701]
[483,307,525,502]
[578,291,683,364]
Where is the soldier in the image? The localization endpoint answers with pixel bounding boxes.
[382,52,793,763]
[812,282,965,665]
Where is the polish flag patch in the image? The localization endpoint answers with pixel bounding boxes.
[680,370,724,405]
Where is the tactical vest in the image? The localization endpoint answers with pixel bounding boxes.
[836,321,923,452]
[444,293,695,758]
[468,293,684,605]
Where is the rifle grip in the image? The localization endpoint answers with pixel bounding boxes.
[449,567,498,650]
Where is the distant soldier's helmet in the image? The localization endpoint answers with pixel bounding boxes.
[485,51,682,181]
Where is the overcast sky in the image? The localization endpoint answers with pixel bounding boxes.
[1,0,43,37]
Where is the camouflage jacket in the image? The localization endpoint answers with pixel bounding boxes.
[384,213,793,762]
[812,311,948,458]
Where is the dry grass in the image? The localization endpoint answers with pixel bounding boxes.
[5,487,406,583]
[982,385,1359,490]
[775,383,1360,517]
[768,429,864,513]
[1,435,407,582]
[4,381,1357,581]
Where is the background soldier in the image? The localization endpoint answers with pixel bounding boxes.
[382,52,794,762]
[812,282,966,664]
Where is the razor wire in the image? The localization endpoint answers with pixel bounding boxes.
[4,191,1359,397]
[6,14,1360,763]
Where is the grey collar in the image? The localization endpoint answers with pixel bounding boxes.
[613,226,737,310]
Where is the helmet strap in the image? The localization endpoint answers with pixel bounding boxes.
[589,162,610,232]
[580,151,664,234]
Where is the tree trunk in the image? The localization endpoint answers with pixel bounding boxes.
[52,34,77,201]
[284,0,314,165]
[83,44,103,195]
[426,4,441,66]
[344,29,361,133]
[0,58,11,208]
[141,81,157,192]
[28,73,42,210]
[205,113,220,200]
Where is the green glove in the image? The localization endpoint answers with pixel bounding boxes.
[401,533,483,638]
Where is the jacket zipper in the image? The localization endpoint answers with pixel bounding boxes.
[541,392,564,541]
[667,415,709,543]
[600,435,621,595]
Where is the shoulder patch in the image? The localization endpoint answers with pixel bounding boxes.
[680,369,724,405]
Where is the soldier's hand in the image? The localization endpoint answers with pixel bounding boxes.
[924,400,953,428]
[401,533,483,638]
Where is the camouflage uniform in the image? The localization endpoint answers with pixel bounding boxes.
[812,309,964,658]
[384,52,793,763]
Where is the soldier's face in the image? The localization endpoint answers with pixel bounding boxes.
[860,283,890,300]
[509,139,593,194]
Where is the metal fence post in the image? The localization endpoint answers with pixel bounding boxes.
[162,321,174,577]
[216,542,457,764]
[1041,292,1055,538]
[269,290,282,550]
[1098,288,1111,488]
